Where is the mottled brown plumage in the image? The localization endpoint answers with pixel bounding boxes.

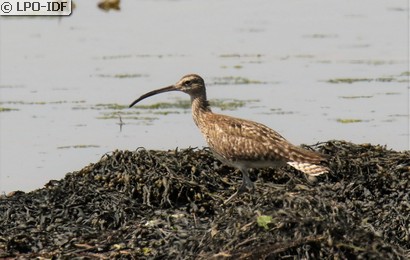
[130,74,329,201]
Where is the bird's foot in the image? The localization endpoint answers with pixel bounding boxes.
[238,180,255,193]
[223,180,255,204]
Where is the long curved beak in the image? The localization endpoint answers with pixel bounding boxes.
[129,85,177,108]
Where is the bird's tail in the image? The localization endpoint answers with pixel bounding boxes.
[284,144,329,176]
[287,162,329,176]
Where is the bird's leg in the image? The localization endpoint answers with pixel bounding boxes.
[238,167,254,193]
[224,167,254,204]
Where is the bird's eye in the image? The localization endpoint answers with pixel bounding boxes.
[184,80,191,86]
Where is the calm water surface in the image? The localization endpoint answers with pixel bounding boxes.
[0,0,408,193]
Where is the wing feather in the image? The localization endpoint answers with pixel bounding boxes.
[198,113,323,163]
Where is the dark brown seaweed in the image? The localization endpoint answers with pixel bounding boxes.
[0,140,409,259]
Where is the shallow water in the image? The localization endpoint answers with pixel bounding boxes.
[0,0,408,193]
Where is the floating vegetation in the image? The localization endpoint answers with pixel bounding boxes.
[0,100,85,105]
[210,99,257,110]
[348,60,406,66]
[96,99,258,122]
[294,54,315,59]
[100,54,185,60]
[0,107,18,112]
[95,103,129,110]
[98,115,156,122]
[339,93,403,99]
[303,34,338,38]
[76,99,258,115]
[95,99,259,124]
[72,103,131,114]
[213,99,246,110]
[0,84,24,89]
[70,99,257,121]
[213,76,265,85]
[95,73,147,79]
[339,95,373,99]
[100,54,133,60]
[328,78,373,84]
[268,108,295,115]
[151,110,180,116]
[218,53,264,66]
[0,141,409,258]
[258,108,295,115]
[337,118,363,124]
[327,75,408,84]
[97,112,157,122]
[133,100,191,110]
[0,101,46,105]
[131,99,258,111]
[57,144,100,149]
[219,53,263,58]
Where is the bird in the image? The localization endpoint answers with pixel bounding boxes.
[97,0,120,11]
[129,74,329,202]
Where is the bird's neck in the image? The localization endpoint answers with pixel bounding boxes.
[191,95,212,127]
[191,95,212,113]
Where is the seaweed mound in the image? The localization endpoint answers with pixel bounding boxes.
[0,140,409,259]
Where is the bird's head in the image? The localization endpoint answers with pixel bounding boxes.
[129,74,206,108]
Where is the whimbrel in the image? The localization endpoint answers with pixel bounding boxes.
[129,74,329,201]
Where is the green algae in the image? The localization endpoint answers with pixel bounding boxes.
[0,107,19,112]
[96,73,147,78]
[57,144,100,149]
[337,118,363,124]
[213,76,265,85]
[339,95,373,99]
